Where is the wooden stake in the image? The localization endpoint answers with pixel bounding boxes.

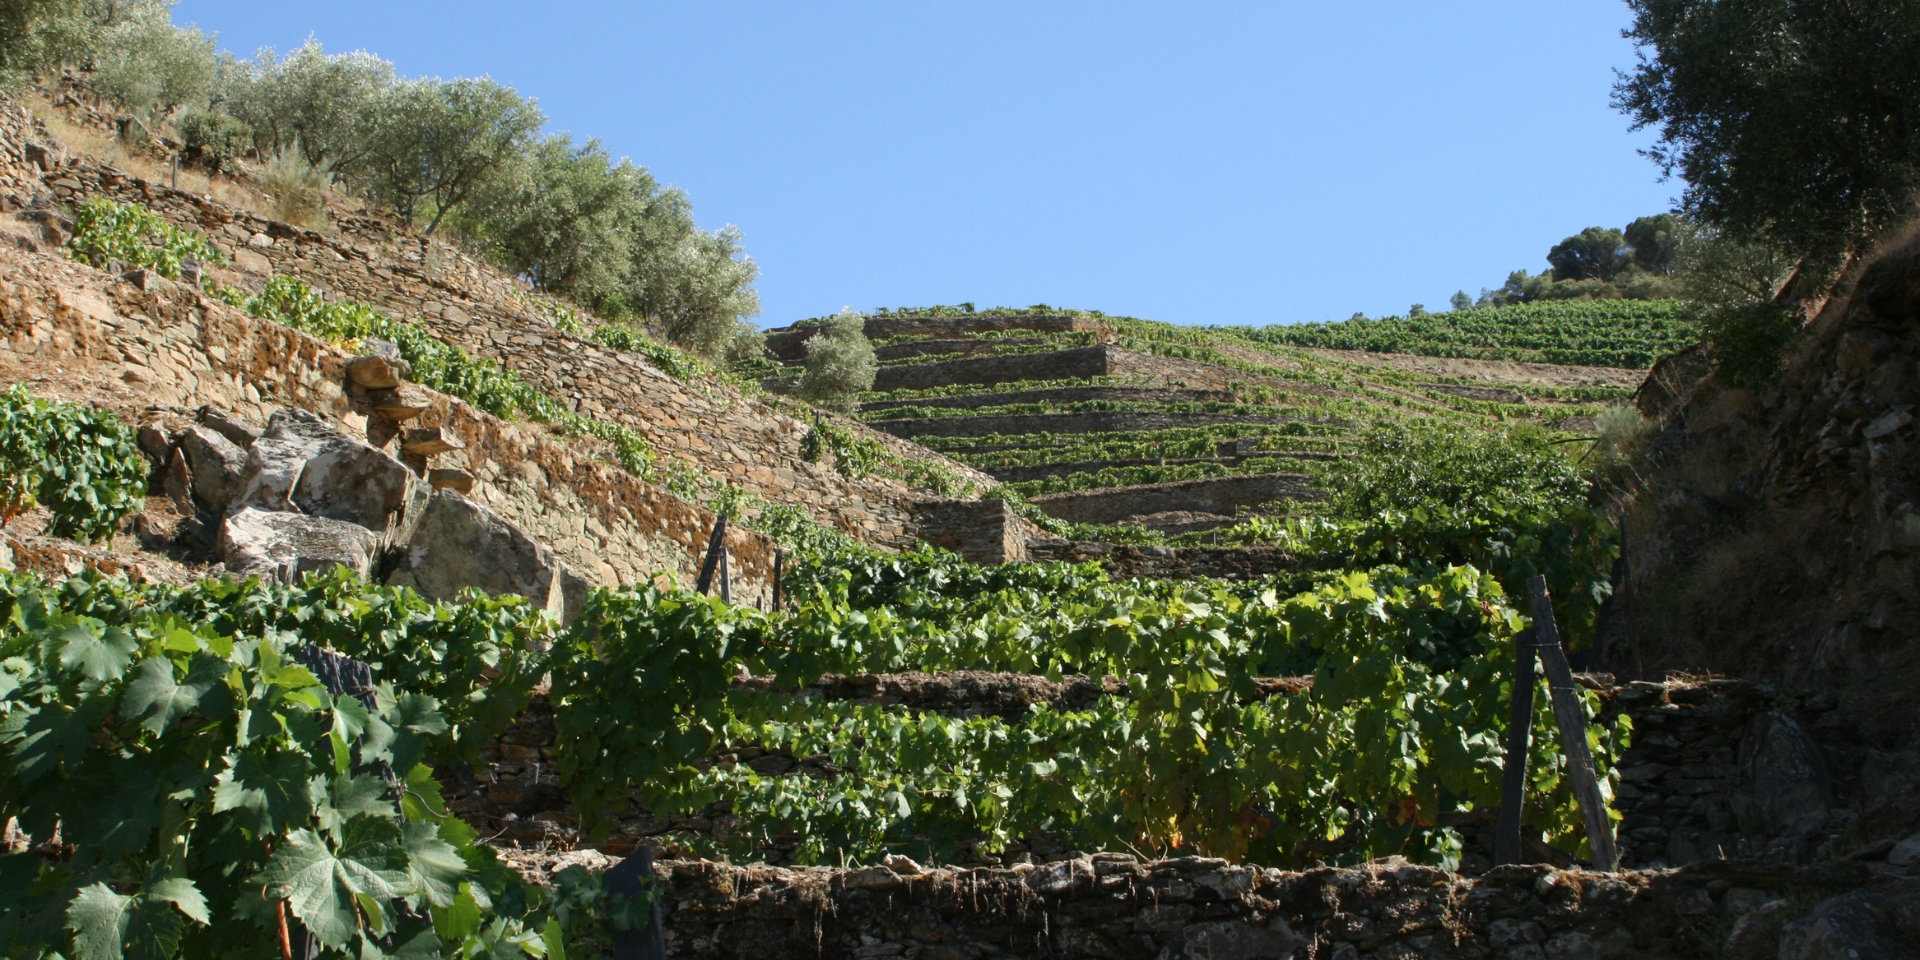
[1494,627,1536,866]
[1526,575,1619,871]
[696,515,728,595]
[772,548,784,612]
[718,546,732,604]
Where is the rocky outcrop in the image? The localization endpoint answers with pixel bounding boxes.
[218,506,381,579]
[389,489,585,619]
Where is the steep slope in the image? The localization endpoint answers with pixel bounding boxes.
[1607,232,1920,780]
[0,92,997,553]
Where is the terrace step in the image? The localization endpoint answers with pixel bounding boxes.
[764,313,1107,362]
[873,337,1057,363]
[862,385,1236,413]
[869,410,1346,440]
[981,453,1332,483]
[1026,472,1320,526]
[1026,539,1302,580]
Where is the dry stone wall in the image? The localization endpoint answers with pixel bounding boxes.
[0,93,993,550]
[621,855,1914,960]
[871,411,1339,441]
[0,246,778,604]
[1026,473,1319,525]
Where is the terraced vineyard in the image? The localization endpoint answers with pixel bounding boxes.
[766,306,1653,565]
[1234,299,1698,368]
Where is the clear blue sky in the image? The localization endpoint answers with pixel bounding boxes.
[171,1,1674,328]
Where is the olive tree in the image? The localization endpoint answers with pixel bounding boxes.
[630,225,761,359]
[797,309,876,412]
[217,40,394,172]
[353,76,543,234]
[89,1,214,111]
[1616,0,1920,290]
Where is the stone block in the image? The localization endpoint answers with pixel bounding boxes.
[391,490,581,619]
[402,424,465,456]
[291,435,416,531]
[346,354,408,389]
[176,424,248,513]
[196,404,262,447]
[220,506,380,580]
[233,409,338,511]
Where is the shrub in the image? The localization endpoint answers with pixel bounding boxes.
[176,109,251,172]
[255,144,329,229]
[1699,301,1803,388]
[0,386,148,543]
[88,3,217,112]
[797,308,876,413]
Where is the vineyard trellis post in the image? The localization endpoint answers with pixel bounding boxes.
[1494,627,1537,866]
[1527,575,1619,871]
[604,847,666,959]
[772,548,784,612]
[696,514,728,596]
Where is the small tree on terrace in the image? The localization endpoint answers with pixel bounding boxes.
[631,225,762,360]
[798,309,876,413]
[217,40,396,173]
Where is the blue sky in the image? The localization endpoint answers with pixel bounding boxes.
[171,1,1674,328]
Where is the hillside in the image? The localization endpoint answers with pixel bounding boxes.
[2,83,1917,960]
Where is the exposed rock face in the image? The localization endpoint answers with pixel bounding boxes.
[233,409,339,511]
[389,490,581,619]
[218,506,380,579]
[290,434,417,531]
[174,424,247,512]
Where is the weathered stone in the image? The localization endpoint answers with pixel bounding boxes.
[136,422,171,466]
[367,386,431,422]
[233,409,338,511]
[196,404,262,447]
[1775,881,1920,960]
[219,506,380,579]
[391,491,577,618]
[160,447,192,509]
[1162,920,1300,960]
[427,467,475,493]
[176,424,248,512]
[346,354,408,389]
[291,435,415,530]
[1732,711,1833,838]
[402,424,465,456]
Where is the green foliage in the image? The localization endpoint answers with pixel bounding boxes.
[357,77,545,236]
[589,322,711,380]
[1325,424,1587,520]
[550,559,1623,867]
[798,308,877,412]
[88,2,216,112]
[1548,227,1631,282]
[217,40,396,173]
[1616,0,1920,272]
[256,145,329,229]
[0,570,639,960]
[800,414,976,497]
[1624,214,1683,276]
[1698,301,1803,389]
[0,386,147,544]
[175,109,250,172]
[244,276,658,477]
[1241,299,1696,369]
[65,197,227,282]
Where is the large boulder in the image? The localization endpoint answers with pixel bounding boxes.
[388,490,585,620]
[233,409,341,512]
[291,436,417,531]
[219,507,381,580]
[1732,711,1834,841]
[175,424,248,513]
[195,404,262,448]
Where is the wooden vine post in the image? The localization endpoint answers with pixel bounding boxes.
[1526,575,1619,871]
[695,514,728,596]
[1493,627,1537,866]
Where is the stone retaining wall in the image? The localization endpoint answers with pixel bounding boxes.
[862,385,1237,413]
[1025,541,1300,580]
[910,498,1044,564]
[1026,473,1320,525]
[765,314,1106,363]
[874,346,1115,393]
[0,93,993,550]
[871,411,1336,441]
[616,855,1910,960]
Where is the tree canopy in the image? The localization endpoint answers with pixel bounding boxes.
[1615,0,1920,276]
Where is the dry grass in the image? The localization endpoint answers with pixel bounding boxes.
[17,91,345,229]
